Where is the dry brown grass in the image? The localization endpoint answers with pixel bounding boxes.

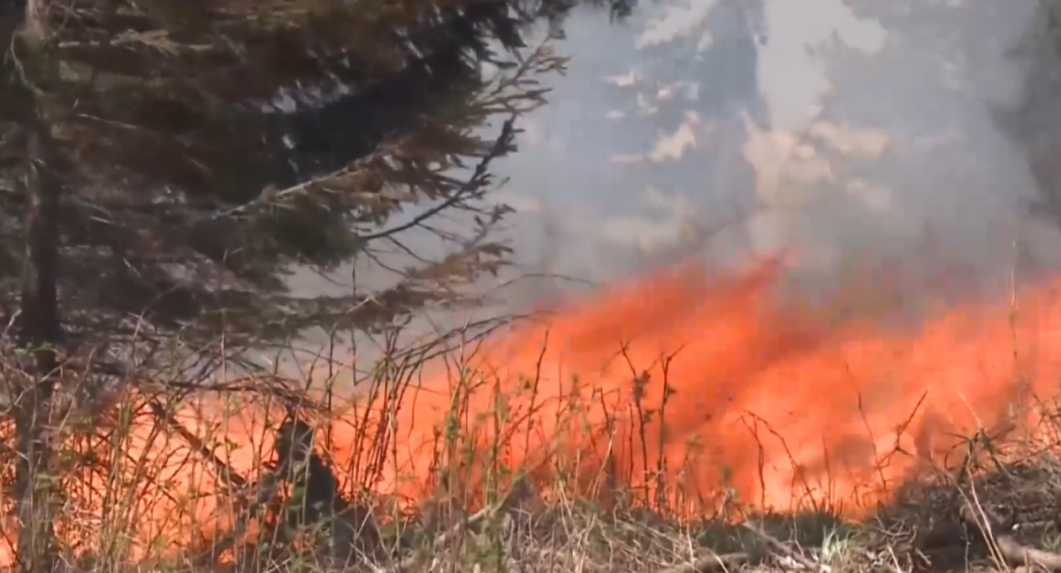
[2,333,1061,573]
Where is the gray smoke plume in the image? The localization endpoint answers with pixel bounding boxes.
[287,0,1061,371]
[495,0,1061,316]
[762,0,1060,305]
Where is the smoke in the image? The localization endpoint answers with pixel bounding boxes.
[747,0,1060,309]
[286,0,1061,368]
[493,0,1061,319]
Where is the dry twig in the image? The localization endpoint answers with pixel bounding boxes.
[656,552,751,573]
[741,521,829,572]
[960,503,1061,570]
[385,477,529,572]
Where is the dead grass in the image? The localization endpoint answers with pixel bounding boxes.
[3,334,1061,573]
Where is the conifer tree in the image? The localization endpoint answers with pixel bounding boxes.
[0,0,635,570]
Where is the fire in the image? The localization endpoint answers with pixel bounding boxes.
[369,256,1061,515]
[2,255,1061,563]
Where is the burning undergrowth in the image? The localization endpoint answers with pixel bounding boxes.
[5,256,1061,572]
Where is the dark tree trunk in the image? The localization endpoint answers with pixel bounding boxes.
[13,121,62,573]
[12,1,62,569]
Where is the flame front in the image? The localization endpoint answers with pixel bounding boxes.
[3,256,1061,563]
[371,257,1061,515]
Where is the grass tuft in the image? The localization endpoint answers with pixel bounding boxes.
[2,331,1061,573]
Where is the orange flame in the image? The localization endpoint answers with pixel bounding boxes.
[368,256,1061,515]
[3,255,1061,563]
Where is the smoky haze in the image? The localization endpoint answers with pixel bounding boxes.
[751,0,1061,308]
[286,0,1061,372]
[499,0,1061,318]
